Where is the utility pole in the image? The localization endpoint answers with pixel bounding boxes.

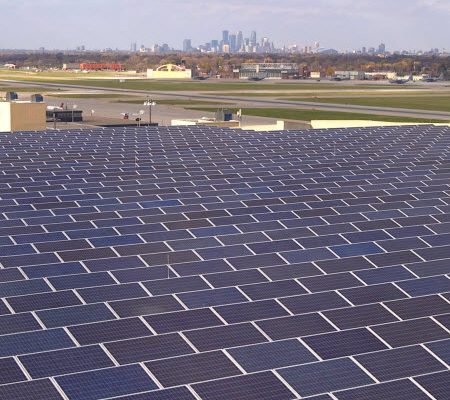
[144,96,156,126]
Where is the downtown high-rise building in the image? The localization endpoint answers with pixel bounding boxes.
[250,31,257,46]
[183,39,192,52]
[222,30,229,45]
[229,34,237,52]
[237,31,243,51]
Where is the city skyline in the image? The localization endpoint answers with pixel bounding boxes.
[0,0,449,51]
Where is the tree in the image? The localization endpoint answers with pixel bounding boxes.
[325,66,335,77]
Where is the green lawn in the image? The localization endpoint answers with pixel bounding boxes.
[0,86,61,93]
[283,95,450,113]
[114,99,232,106]
[0,73,425,92]
[187,107,448,124]
[49,93,134,99]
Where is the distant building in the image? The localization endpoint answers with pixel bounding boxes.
[315,48,338,55]
[183,39,192,52]
[250,31,257,46]
[147,64,192,79]
[210,40,219,52]
[237,31,243,51]
[239,63,299,79]
[334,70,365,80]
[310,71,325,79]
[62,63,80,70]
[80,63,124,71]
[222,30,229,45]
[378,43,386,54]
[229,34,237,52]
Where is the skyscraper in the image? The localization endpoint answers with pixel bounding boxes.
[250,31,257,46]
[378,43,386,54]
[222,30,229,45]
[237,31,243,51]
[229,34,237,53]
[183,39,192,52]
[211,40,219,48]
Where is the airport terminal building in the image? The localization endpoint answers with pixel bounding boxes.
[239,63,299,79]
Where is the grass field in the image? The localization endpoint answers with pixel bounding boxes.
[187,107,449,124]
[114,99,232,106]
[207,89,429,97]
[283,95,450,113]
[0,70,426,92]
[49,93,134,99]
[0,86,62,93]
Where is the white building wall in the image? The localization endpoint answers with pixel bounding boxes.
[0,102,46,132]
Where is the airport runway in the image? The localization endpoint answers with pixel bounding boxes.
[2,79,450,121]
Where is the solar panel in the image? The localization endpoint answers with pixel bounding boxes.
[0,124,449,399]
[278,358,374,397]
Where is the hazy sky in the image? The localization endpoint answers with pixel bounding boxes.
[1,0,449,51]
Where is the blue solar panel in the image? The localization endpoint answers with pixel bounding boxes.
[68,317,152,345]
[0,312,42,335]
[105,333,194,364]
[49,272,115,290]
[0,358,27,385]
[193,371,296,400]
[304,328,387,359]
[334,379,430,400]
[426,339,450,366]
[278,358,374,397]
[0,329,74,357]
[0,278,51,297]
[355,265,415,284]
[146,351,241,386]
[397,275,450,296]
[37,304,114,329]
[1,125,450,399]
[56,365,158,400]
[7,290,82,312]
[178,287,248,308]
[109,387,197,400]
[20,345,114,378]
[228,339,318,372]
[22,261,86,279]
[0,379,64,400]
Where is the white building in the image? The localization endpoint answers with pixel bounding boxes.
[334,71,365,80]
[0,101,46,132]
[147,64,192,79]
[310,71,324,79]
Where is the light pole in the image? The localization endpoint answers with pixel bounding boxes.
[72,104,78,123]
[144,97,156,126]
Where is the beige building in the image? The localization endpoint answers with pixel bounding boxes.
[0,101,47,132]
[147,64,192,79]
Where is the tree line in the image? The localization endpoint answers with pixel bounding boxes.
[0,52,448,78]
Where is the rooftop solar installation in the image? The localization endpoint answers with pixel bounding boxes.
[0,124,449,400]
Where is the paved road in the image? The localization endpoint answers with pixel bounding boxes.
[2,79,450,121]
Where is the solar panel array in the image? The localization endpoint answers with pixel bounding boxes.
[0,124,449,400]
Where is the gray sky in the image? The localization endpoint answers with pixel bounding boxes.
[1,0,449,51]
